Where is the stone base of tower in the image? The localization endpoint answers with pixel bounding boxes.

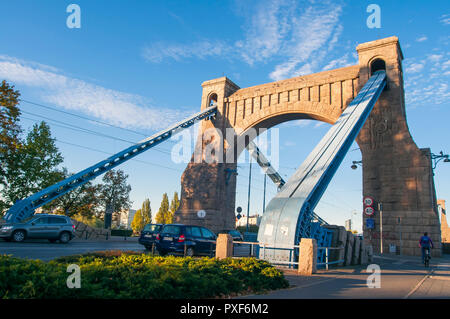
[364,209,442,258]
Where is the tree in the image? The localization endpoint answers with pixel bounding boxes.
[97,169,132,223]
[168,191,180,223]
[141,198,152,225]
[0,121,64,213]
[155,193,170,224]
[131,209,144,233]
[0,80,21,188]
[45,168,100,218]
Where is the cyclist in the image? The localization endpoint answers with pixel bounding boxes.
[419,232,434,264]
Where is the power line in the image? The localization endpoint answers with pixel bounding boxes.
[20,99,152,138]
[20,114,174,156]
[54,138,183,173]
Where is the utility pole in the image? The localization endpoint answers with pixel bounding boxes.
[246,158,252,233]
[379,202,383,254]
[263,174,267,213]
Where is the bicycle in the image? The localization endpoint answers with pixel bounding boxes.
[424,248,431,267]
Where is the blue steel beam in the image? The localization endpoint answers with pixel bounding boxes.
[257,71,386,263]
[2,106,217,223]
[246,141,328,225]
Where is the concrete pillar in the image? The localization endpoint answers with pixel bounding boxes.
[352,237,361,265]
[344,232,354,266]
[337,226,347,266]
[215,233,233,259]
[298,238,317,276]
[360,240,368,265]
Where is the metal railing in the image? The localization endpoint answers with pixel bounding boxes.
[232,241,345,270]
[317,246,345,270]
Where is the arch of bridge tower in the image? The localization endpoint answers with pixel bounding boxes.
[174,36,441,257]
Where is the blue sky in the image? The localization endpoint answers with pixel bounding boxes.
[0,0,449,231]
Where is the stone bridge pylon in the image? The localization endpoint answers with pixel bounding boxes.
[173,36,441,257]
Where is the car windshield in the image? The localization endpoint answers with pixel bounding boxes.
[143,224,161,232]
[229,230,240,236]
[162,225,181,235]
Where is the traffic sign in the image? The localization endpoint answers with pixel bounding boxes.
[366,218,374,229]
[363,196,374,207]
[197,210,206,218]
[364,206,375,216]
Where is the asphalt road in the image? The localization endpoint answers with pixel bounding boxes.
[0,239,145,261]
[0,238,252,261]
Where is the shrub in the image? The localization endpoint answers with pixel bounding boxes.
[0,252,288,299]
[110,229,133,237]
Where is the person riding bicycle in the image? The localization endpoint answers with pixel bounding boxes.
[419,232,434,264]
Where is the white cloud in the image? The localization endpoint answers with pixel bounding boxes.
[404,62,424,74]
[0,55,192,130]
[141,0,345,82]
[416,36,428,42]
[403,49,450,108]
[427,54,443,63]
[440,14,450,25]
[322,53,355,71]
[267,1,344,80]
[142,40,230,63]
[314,122,324,128]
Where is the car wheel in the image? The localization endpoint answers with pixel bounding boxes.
[186,247,194,257]
[12,230,26,242]
[59,232,71,244]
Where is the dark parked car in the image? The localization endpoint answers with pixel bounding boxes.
[138,223,162,250]
[155,224,217,257]
[219,229,243,241]
[0,214,75,243]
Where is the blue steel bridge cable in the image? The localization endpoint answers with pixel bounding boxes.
[22,116,275,195]
[18,100,280,197]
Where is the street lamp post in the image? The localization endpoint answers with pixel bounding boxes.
[351,160,362,170]
[246,158,252,234]
[431,151,449,171]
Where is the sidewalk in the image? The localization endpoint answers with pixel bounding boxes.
[238,253,450,299]
[72,235,139,242]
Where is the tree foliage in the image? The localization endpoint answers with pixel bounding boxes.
[131,208,144,233]
[0,121,63,213]
[141,198,152,225]
[45,168,99,218]
[0,80,21,187]
[97,169,132,223]
[166,191,180,224]
[155,193,170,224]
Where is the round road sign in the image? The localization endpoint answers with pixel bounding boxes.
[197,210,206,218]
[363,196,374,207]
[364,206,375,216]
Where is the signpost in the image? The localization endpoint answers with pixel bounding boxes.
[363,196,376,253]
[378,202,383,254]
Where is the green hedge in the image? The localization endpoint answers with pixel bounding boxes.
[110,229,133,237]
[0,251,288,299]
